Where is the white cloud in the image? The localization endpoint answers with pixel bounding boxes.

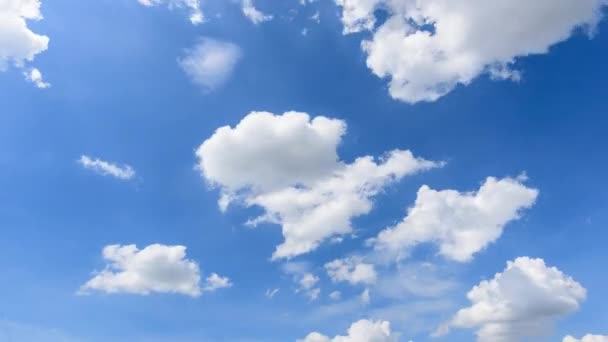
[137,0,203,24]
[80,244,203,297]
[325,257,377,285]
[300,272,320,290]
[241,0,273,24]
[202,272,232,292]
[298,319,397,342]
[23,67,49,88]
[178,38,241,91]
[299,273,321,300]
[329,290,341,300]
[336,0,607,103]
[373,176,538,262]
[437,257,586,342]
[335,0,382,34]
[0,0,49,82]
[564,335,608,342]
[78,155,136,180]
[282,263,322,301]
[196,111,441,259]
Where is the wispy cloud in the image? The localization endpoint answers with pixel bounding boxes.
[78,155,135,180]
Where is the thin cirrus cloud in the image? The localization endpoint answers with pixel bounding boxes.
[136,0,203,25]
[79,244,231,297]
[241,0,273,25]
[372,176,539,262]
[178,38,242,91]
[335,0,607,103]
[195,111,443,259]
[0,0,50,87]
[78,155,135,180]
[436,257,586,342]
[298,319,396,342]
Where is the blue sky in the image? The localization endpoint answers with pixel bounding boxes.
[1,0,608,341]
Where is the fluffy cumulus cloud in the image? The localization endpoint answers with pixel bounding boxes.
[437,257,586,342]
[203,272,232,292]
[0,0,49,84]
[335,0,607,103]
[373,176,538,262]
[564,335,608,342]
[298,319,396,342]
[241,0,273,24]
[78,155,136,180]
[196,111,442,259]
[80,244,231,297]
[178,37,241,91]
[137,0,203,24]
[325,257,377,285]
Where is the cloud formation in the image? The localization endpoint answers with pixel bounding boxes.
[373,176,538,262]
[137,0,203,24]
[325,257,377,285]
[196,111,441,259]
[241,0,273,24]
[78,155,135,180]
[335,0,607,103]
[23,67,49,88]
[178,38,241,91]
[80,244,230,297]
[0,0,49,84]
[298,319,396,342]
[564,335,608,342]
[78,155,136,180]
[437,257,586,342]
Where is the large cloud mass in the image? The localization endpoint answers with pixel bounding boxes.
[374,176,538,262]
[196,111,442,259]
[0,0,49,82]
[438,257,586,342]
[336,0,607,103]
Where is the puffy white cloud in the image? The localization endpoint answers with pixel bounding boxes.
[335,0,607,103]
[202,272,232,292]
[196,111,441,259]
[437,257,586,342]
[298,319,396,342]
[178,38,241,91]
[564,335,608,342]
[373,176,538,262]
[137,0,203,24]
[78,155,136,180]
[241,0,272,24]
[23,67,49,88]
[325,257,377,285]
[80,244,203,297]
[0,0,49,82]
[335,0,382,34]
